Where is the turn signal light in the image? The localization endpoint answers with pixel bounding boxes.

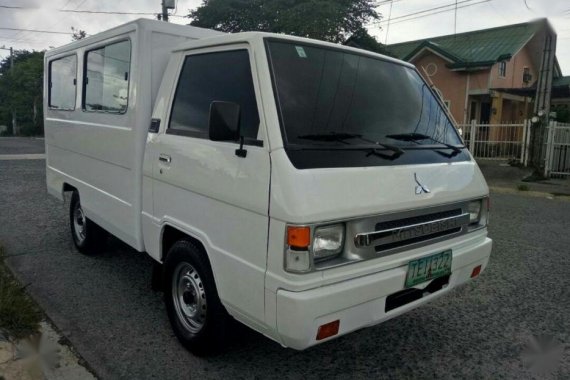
[287,226,310,249]
[471,265,482,278]
[316,320,340,341]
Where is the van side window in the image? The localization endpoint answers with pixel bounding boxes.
[84,40,131,113]
[49,55,77,110]
[168,50,260,139]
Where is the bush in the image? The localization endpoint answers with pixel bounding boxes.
[0,247,42,339]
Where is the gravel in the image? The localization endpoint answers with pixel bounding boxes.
[0,159,569,380]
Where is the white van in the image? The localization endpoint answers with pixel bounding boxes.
[44,19,492,355]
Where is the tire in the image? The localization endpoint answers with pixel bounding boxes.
[164,239,229,356]
[69,191,106,255]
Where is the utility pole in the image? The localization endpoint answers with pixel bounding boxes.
[1,46,16,135]
[10,47,16,135]
[161,0,169,22]
[160,0,175,22]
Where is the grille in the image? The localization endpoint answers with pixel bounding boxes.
[375,209,462,231]
[373,208,464,252]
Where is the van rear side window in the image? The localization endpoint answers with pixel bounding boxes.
[168,49,260,139]
[49,55,77,110]
[84,40,131,114]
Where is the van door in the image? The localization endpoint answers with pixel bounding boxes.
[148,45,271,326]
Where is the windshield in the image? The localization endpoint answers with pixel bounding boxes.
[266,40,462,149]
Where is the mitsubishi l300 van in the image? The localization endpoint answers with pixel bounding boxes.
[44,19,492,355]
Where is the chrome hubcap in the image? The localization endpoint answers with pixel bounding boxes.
[73,203,87,244]
[172,262,207,333]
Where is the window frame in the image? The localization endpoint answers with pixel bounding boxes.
[82,38,132,115]
[498,61,507,78]
[165,46,263,146]
[48,54,78,111]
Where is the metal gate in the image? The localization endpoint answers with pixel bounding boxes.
[459,120,530,162]
[545,121,570,177]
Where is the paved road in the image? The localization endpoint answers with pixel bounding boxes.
[1,159,569,379]
[0,137,45,155]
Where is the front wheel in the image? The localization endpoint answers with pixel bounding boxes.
[164,240,229,356]
[69,191,106,254]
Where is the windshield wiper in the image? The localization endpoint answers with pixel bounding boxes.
[297,132,404,159]
[385,133,463,157]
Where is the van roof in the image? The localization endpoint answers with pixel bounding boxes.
[45,18,223,57]
[172,31,414,69]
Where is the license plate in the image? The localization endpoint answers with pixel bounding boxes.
[405,250,452,288]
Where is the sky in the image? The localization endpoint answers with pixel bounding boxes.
[0,0,569,73]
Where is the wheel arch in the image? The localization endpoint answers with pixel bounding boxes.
[161,225,213,269]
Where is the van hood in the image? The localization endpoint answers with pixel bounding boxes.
[269,149,488,223]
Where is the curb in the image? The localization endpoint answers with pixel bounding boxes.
[489,186,570,200]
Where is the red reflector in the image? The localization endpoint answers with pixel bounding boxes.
[316,320,340,341]
[471,265,482,278]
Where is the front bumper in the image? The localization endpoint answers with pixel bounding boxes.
[275,237,492,350]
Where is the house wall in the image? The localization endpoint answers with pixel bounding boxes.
[411,42,538,124]
[412,52,467,123]
[490,44,537,89]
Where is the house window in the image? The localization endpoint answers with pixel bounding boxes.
[84,40,131,114]
[523,67,532,84]
[498,61,507,78]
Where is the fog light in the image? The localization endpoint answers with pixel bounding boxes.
[316,320,340,340]
[286,249,311,273]
[471,265,482,278]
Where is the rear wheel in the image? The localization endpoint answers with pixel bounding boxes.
[164,240,229,356]
[69,191,106,254]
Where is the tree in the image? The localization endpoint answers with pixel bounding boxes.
[0,50,44,136]
[189,0,381,44]
[71,27,87,41]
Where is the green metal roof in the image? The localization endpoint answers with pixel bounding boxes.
[387,19,544,69]
[553,76,570,87]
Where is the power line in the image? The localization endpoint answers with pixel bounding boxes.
[0,4,186,17]
[0,27,72,35]
[370,0,482,25]
[371,0,491,26]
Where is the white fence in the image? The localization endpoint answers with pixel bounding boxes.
[458,120,531,163]
[545,121,570,177]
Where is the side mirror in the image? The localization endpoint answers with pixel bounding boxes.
[209,101,240,142]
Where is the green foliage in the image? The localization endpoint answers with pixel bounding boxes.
[71,27,87,41]
[189,0,381,43]
[0,50,45,136]
[345,27,392,56]
[0,247,42,339]
[552,105,570,123]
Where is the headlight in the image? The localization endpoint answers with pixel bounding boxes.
[313,224,344,260]
[467,200,482,224]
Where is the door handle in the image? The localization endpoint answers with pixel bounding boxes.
[158,154,171,163]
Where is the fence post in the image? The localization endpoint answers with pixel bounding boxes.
[543,120,556,178]
[469,119,477,155]
[521,120,528,165]
[523,119,532,167]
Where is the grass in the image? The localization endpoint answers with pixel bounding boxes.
[517,184,530,191]
[0,246,42,340]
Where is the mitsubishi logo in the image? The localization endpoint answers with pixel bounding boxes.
[414,173,430,194]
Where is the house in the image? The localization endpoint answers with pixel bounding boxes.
[387,19,568,125]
